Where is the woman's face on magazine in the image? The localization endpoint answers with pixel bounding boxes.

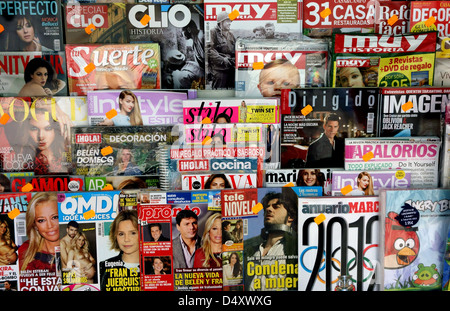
[34,200,59,243]
[359,176,370,190]
[302,169,317,186]
[16,18,35,43]
[30,67,49,87]
[29,116,55,151]
[209,217,222,245]
[116,220,139,256]
[120,95,135,114]
[339,67,364,87]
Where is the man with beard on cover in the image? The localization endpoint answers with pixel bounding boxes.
[243,188,298,291]
[207,11,236,89]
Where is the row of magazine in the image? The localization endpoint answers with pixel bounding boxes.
[0,0,449,96]
[1,187,450,292]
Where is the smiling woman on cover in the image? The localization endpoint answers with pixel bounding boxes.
[346,171,375,196]
[99,90,143,126]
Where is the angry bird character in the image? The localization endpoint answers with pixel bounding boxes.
[412,264,441,290]
[384,211,420,269]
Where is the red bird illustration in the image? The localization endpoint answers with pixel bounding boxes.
[384,211,420,269]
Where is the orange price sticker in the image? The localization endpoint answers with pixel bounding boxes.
[320,8,331,19]
[105,109,118,119]
[252,203,263,214]
[0,113,10,125]
[425,16,436,27]
[0,24,4,33]
[340,184,353,195]
[101,146,113,156]
[84,209,95,220]
[314,214,326,225]
[301,105,313,116]
[102,184,113,191]
[229,10,240,21]
[252,62,264,70]
[84,62,96,74]
[140,14,151,26]
[388,15,398,26]
[202,136,212,145]
[283,182,295,187]
[402,101,413,112]
[363,151,374,162]
[85,23,96,34]
[202,117,211,124]
[8,208,20,220]
[21,183,33,192]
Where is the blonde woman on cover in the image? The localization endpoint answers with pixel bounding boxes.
[66,232,96,284]
[347,171,375,196]
[18,192,59,272]
[99,90,143,126]
[0,219,18,265]
[193,212,222,268]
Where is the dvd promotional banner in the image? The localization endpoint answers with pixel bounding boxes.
[0,0,64,52]
[204,0,302,90]
[0,51,68,97]
[344,137,441,188]
[87,90,189,126]
[126,3,205,90]
[235,39,329,98]
[65,43,161,96]
[64,3,128,44]
[280,87,379,169]
[298,196,380,291]
[332,31,438,88]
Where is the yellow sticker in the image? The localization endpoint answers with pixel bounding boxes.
[252,62,264,70]
[283,182,295,187]
[425,16,436,27]
[388,15,398,26]
[301,105,313,116]
[252,203,263,214]
[0,113,10,125]
[101,146,113,156]
[84,209,95,220]
[8,208,20,220]
[85,23,96,34]
[314,214,326,225]
[105,109,118,119]
[84,62,96,74]
[402,101,413,112]
[102,184,113,191]
[395,170,405,179]
[340,184,353,195]
[320,8,331,18]
[202,117,211,124]
[140,14,151,26]
[21,183,33,192]
[202,136,212,145]
[228,10,240,21]
[363,151,374,162]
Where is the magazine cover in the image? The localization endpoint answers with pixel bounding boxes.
[298,195,380,291]
[379,188,450,291]
[138,191,174,291]
[64,3,128,44]
[409,1,450,87]
[242,187,322,291]
[302,0,376,37]
[280,87,379,169]
[263,168,333,196]
[71,125,176,176]
[0,0,64,52]
[10,175,85,192]
[181,172,257,191]
[65,43,161,96]
[0,192,31,292]
[17,192,61,291]
[46,96,89,127]
[0,52,68,97]
[331,31,438,88]
[85,175,161,191]
[235,38,329,98]
[204,0,302,90]
[87,89,193,126]
[0,98,72,175]
[0,172,34,193]
[344,137,441,188]
[331,170,412,196]
[378,87,448,137]
[168,190,222,291]
[374,1,410,35]
[126,3,205,90]
[442,102,450,187]
[443,227,450,290]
